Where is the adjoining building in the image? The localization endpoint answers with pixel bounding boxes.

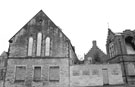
[84,40,108,64]
[106,29,135,86]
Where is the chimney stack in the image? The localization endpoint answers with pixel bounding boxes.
[92,40,97,47]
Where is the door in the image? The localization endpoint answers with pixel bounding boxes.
[102,68,109,85]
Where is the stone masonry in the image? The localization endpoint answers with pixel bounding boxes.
[4,10,77,87]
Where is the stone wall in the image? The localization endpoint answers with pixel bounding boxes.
[70,64,123,87]
[8,10,73,58]
[5,58,69,87]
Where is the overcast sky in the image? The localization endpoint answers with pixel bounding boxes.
[0,0,135,58]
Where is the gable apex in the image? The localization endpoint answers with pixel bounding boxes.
[9,10,69,42]
[108,28,114,36]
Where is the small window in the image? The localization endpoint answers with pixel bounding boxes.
[33,66,41,81]
[109,43,115,58]
[127,63,135,76]
[36,33,42,56]
[73,70,80,76]
[15,66,26,82]
[28,37,33,56]
[88,57,92,64]
[49,66,59,82]
[82,70,89,75]
[45,37,51,56]
[92,69,99,76]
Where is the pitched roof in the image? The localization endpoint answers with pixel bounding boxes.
[9,10,70,42]
[85,40,108,63]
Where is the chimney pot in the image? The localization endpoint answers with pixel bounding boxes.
[93,40,97,46]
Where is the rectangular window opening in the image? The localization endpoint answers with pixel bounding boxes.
[15,66,26,82]
[49,66,60,82]
[73,70,80,76]
[33,66,41,81]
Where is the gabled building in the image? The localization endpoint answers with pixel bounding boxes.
[4,10,77,87]
[84,40,108,64]
[106,29,135,86]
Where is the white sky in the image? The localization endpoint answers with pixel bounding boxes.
[0,0,135,57]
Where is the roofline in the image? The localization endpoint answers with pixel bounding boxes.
[9,10,44,42]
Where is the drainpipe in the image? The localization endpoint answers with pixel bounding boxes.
[67,40,70,87]
[118,36,128,84]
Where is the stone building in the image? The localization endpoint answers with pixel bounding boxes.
[4,10,77,87]
[2,9,135,87]
[70,64,124,87]
[0,51,7,87]
[106,29,135,86]
[70,40,124,87]
[84,40,108,64]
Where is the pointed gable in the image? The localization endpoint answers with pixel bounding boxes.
[8,10,77,58]
[107,28,115,44]
[9,10,69,42]
[84,41,108,64]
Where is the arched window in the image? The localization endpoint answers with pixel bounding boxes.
[88,57,92,64]
[36,33,42,56]
[28,37,33,56]
[45,37,50,56]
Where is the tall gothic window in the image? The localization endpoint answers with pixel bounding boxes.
[109,43,115,58]
[36,33,42,56]
[45,37,50,56]
[28,37,33,56]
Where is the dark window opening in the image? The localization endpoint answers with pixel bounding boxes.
[125,36,135,54]
[73,70,80,76]
[33,66,41,81]
[94,52,101,63]
[82,70,89,75]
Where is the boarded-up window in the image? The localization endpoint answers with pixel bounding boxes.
[33,66,41,81]
[82,70,89,75]
[28,37,33,56]
[36,33,42,56]
[49,66,59,82]
[45,37,50,56]
[127,63,135,76]
[92,69,99,76]
[15,66,26,81]
[73,70,80,76]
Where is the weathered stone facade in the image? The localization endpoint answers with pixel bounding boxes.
[0,51,7,87]
[1,10,135,87]
[106,29,135,86]
[70,64,123,87]
[4,10,77,87]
